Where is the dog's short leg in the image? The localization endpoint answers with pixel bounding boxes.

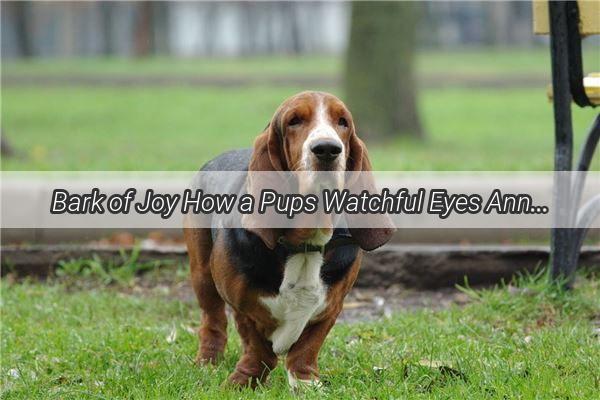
[194,273,228,365]
[184,228,227,364]
[284,316,337,388]
[227,312,278,388]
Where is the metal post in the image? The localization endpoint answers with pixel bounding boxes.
[548,1,575,283]
[570,116,600,267]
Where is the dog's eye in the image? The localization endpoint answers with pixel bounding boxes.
[288,116,302,126]
[338,117,348,128]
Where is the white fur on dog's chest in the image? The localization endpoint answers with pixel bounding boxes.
[260,250,327,355]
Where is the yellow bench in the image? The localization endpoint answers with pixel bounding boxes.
[533,1,599,285]
[533,0,600,36]
[547,73,600,105]
[534,0,600,106]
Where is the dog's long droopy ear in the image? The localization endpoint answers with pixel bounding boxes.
[346,128,366,173]
[243,116,286,249]
[346,133,396,251]
[248,113,287,172]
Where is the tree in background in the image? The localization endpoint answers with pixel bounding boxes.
[134,1,154,57]
[344,2,423,140]
[12,2,32,58]
[1,131,15,158]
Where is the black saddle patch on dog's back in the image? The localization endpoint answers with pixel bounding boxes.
[221,229,286,294]
[219,228,359,294]
[321,243,360,285]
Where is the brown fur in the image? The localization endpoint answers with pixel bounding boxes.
[185,224,363,386]
[184,91,392,387]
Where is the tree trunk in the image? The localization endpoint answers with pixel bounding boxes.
[134,1,154,57]
[344,2,423,140]
[13,2,33,57]
[152,1,170,55]
[99,2,113,56]
[1,130,15,158]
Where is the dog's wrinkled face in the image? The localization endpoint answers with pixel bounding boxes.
[274,91,354,172]
[246,91,394,250]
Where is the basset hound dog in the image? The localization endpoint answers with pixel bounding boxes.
[183,91,394,389]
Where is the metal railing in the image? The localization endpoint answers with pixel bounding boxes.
[547,1,599,286]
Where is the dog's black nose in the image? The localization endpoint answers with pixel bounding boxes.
[310,140,342,162]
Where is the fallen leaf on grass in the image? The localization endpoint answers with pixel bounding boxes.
[417,359,446,368]
[372,366,388,382]
[345,335,359,346]
[181,324,196,335]
[8,368,20,379]
[166,326,177,344]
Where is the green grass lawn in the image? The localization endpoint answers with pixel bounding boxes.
[2,49,599,171]
[2,85,599,171]
[3,47,599,77]
[2,273,599,399]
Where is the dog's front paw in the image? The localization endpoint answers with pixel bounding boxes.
[196,345,225,365]
[226,370,265,389]
[196,352,221,366]
[197,337,226,365]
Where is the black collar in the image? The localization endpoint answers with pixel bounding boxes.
[276,234,357,255]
